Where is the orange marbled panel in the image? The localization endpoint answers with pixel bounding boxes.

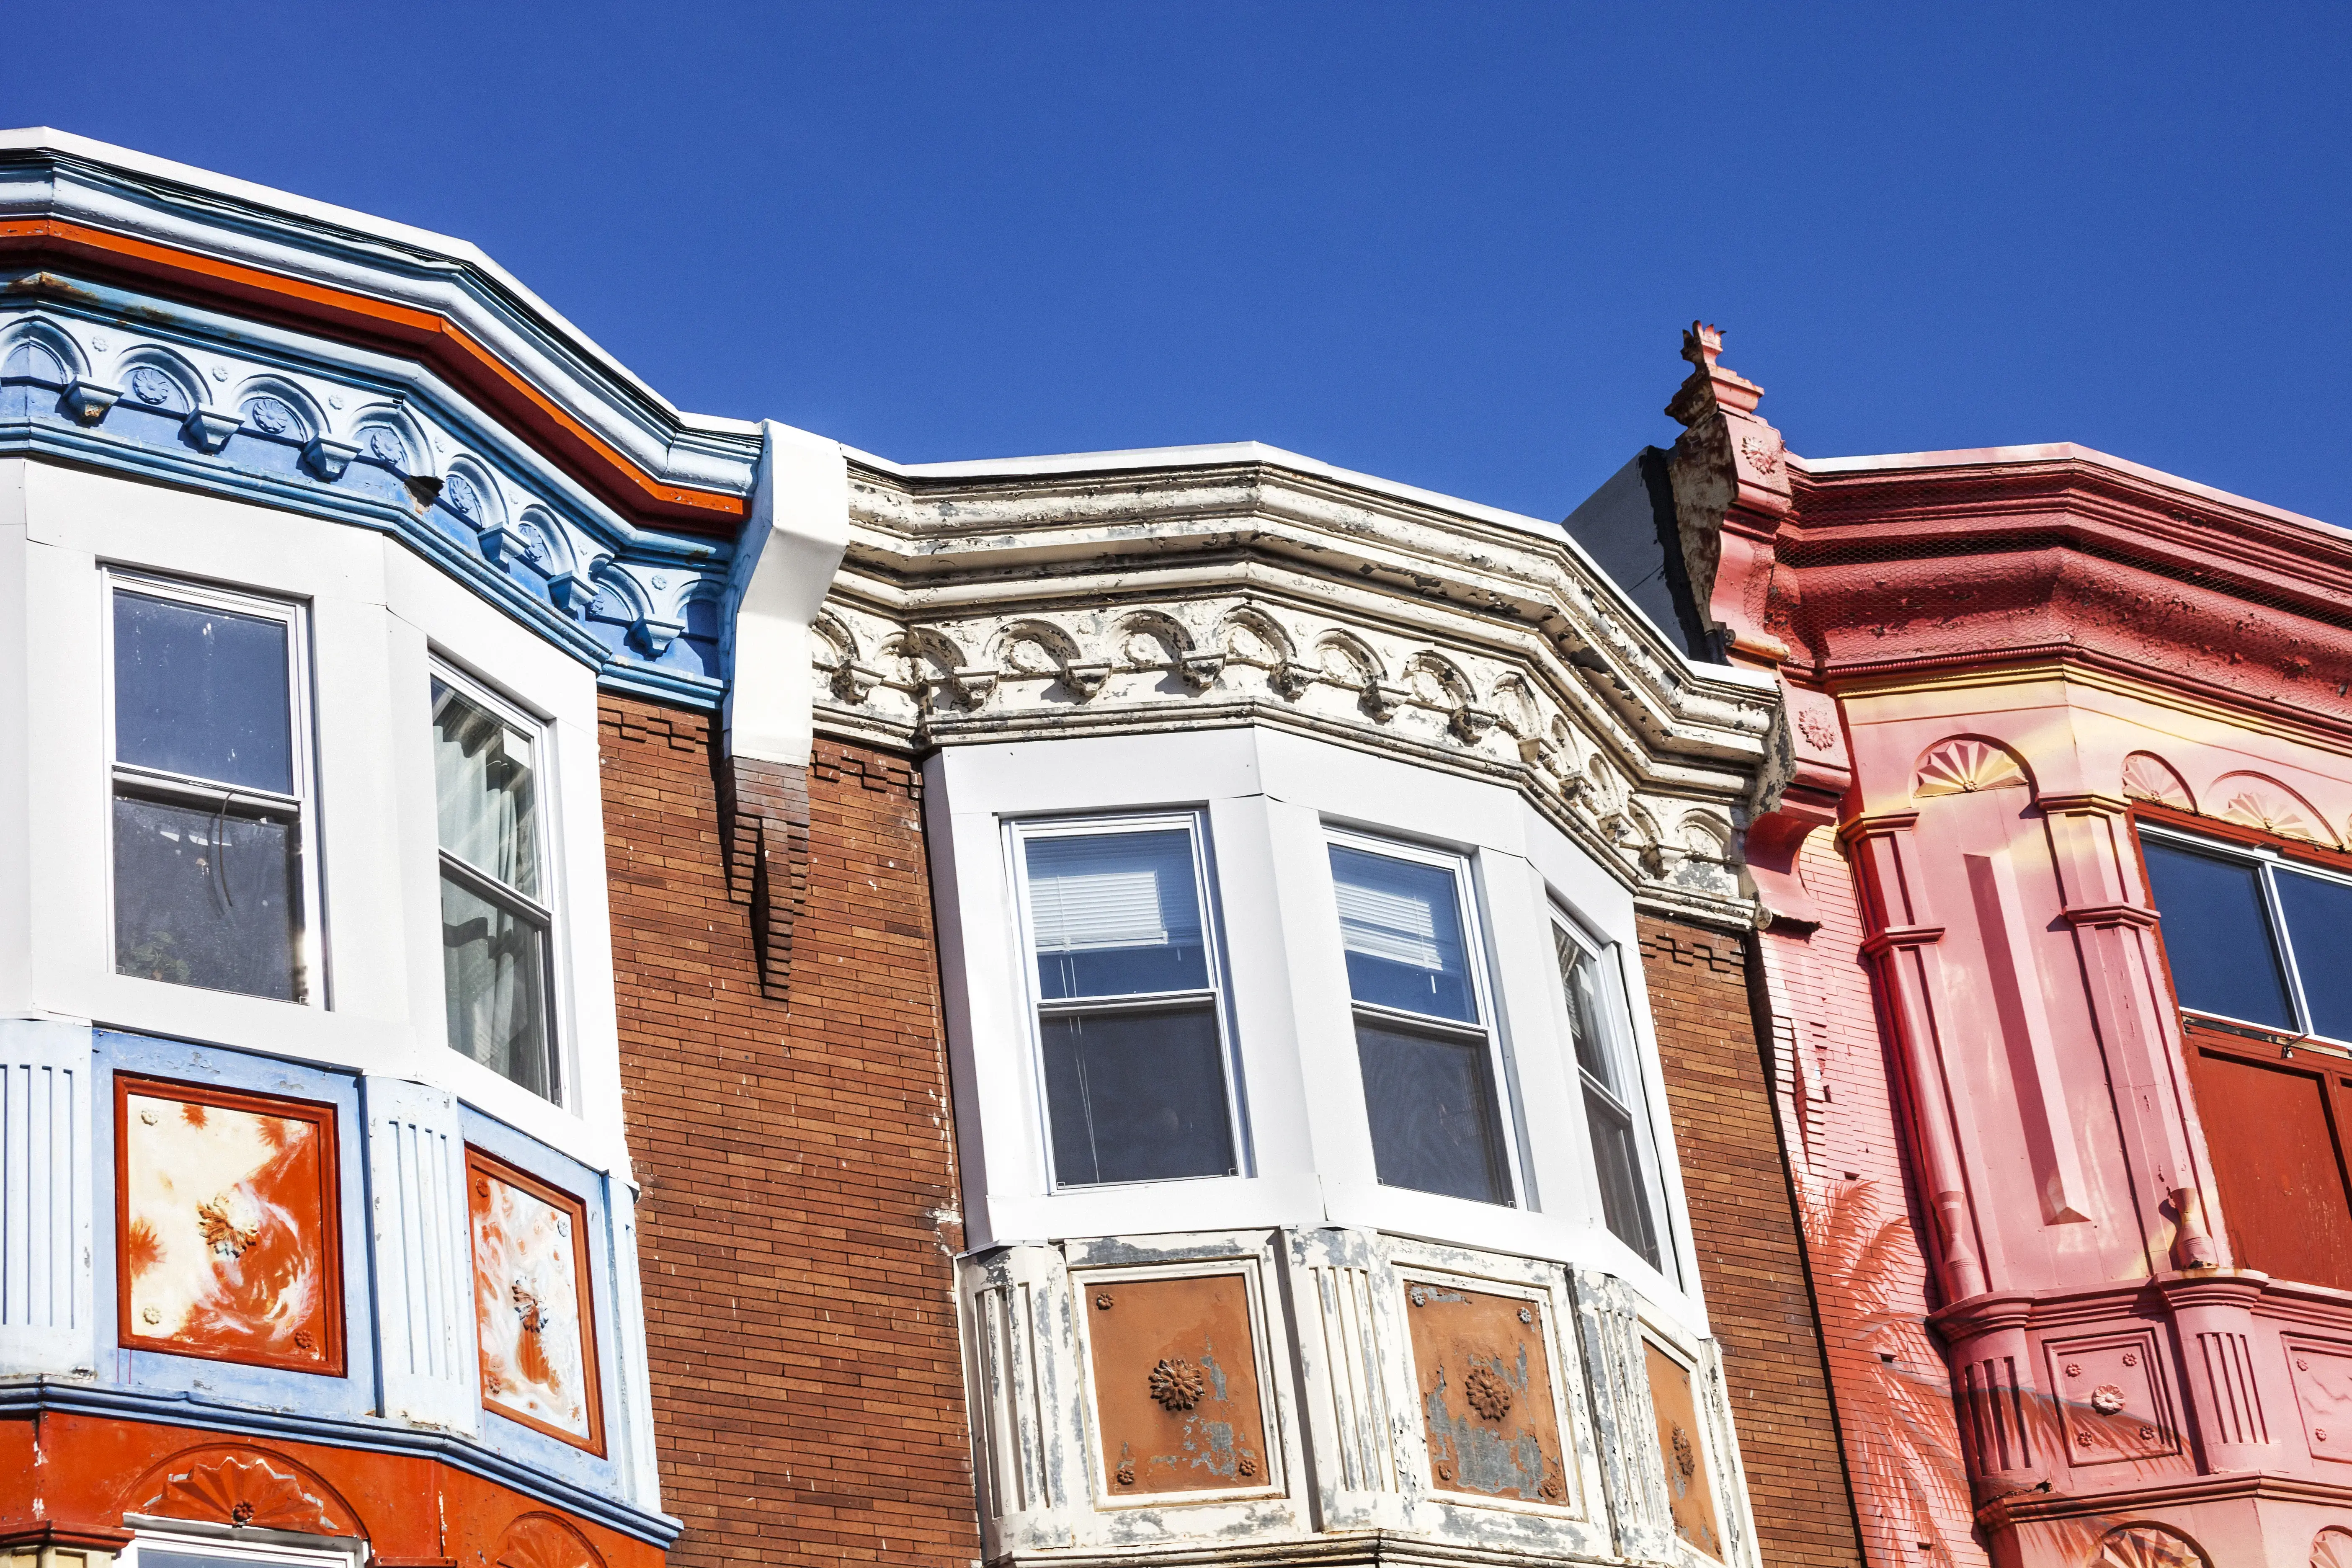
[116,1077,343,1375]
[468,1148,603,1453]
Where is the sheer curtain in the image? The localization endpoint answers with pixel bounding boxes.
[433,680,549,1096]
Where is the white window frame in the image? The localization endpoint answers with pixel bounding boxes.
[119,1522,366,1568]
[100,567,326,1008]
[1006,809,1247,1191]
[430,654,567,1104]
[1551,908,1678,1285]
[2141,821,2352,1045]
[1325,825,1526,1209]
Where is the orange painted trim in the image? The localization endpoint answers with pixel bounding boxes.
[0,218,748,535]
[114,1074,348,1378]
[464,1145,606,1458]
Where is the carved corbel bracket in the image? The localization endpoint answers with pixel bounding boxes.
[1176,650,1225,691]
[1448,705,1499,745]
[1061,659,1111,700]
[183,405,241,453]
[1361,682,1408,722]
[62,379,120,423]
[946,665,999,710]
[545,569,596,618]
[302,434,359,480]
[1269,658,1317,700]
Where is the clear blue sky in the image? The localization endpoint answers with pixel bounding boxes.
[13,3,2349,525]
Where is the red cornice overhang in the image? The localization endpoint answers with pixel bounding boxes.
[0,217,749,538]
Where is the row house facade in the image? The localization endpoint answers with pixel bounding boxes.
[1581,329,2352,1567]
[0,130,1862,1568]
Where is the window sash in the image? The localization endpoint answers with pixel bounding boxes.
[103,571,319,1006]
[1010,813,1241,1189]
[1327,830,1520,1207]
[430,662,560,1100]
[2141,825,2352,1043]
[1555,916,1672,1277]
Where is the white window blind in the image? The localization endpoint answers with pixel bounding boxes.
[1026,831,1202,953]
[1332,851,1457,973]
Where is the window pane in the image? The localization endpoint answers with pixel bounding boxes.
[1354,1019,1508,1203]
[114,591,293,793]
[1584,1086,1662,1270]
[1556,927,1617,1090]
[1041,1003,1233,1184]
[442,873,554,1098]
[1330,846,1476,1023]
[1026,829,1207,1000]
[2277,869,2352,1042]
[2141,841,2295,1029]
[113,793,300,1001]
[432,680,540,897]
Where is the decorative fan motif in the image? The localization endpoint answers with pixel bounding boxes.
[2210,773,2336,846]
[494,1513,604,1568]
[2313,1527,2352,1568]
[1148,1357,1207,1412]
[1463,1366,1513,1422]
[2121,752,2195,810]
[145,1452,343,1534]
[2092,1524,2209,1568]
[1913,738,2028,799]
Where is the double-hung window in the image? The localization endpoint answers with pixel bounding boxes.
[432,670,558,1100]
[108,575,317,1003]
[1329,835,1514,1205]
[1555,918,1671,1274]
[1013,814,1239,1187]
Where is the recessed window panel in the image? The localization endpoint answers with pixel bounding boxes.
[1354,1019,1509,1204]
[432,680,541,897]
[112,793,300,1000]
[2276,868,2352,1043]
[441,874,552,1099]
[1330,845,1475,1023]
[113,591,293,793]
[2142,840,2294,1029]
[1041,1003,1235,1184]
[1025,829,1206,1000]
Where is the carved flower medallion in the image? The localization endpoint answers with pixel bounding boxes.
[1464,1365,1513,1422]
[1148,1356,1206,1412]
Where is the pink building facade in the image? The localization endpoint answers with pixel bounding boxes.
[1628,331,2352,1568]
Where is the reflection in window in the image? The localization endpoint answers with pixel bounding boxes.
[1020,822,1236,1186]
[1558,924,1667,1273]
[433,675,556,1098]
[2142,834,2352,1040]
[110,584,309,1001]
[1330,841,1510,1205]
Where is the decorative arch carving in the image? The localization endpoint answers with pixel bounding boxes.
[1314,629,1384,688]
[493,1513,604,1568]
[2089,1524,2208,1568]
[2121,751,2195,812]
[990,618,1083,676]
[232,375,325,444]
[126,1446,362,1537]
[114,347,203,415]
[1213,605,1293,667]
[1,316,86,383]
[439,459,506,530]
[2313,1527,2352,1568]
[1112,609,1195,665]
[1913,736,2030,800]
[349,403,433,476]
[2208,771,2336,846]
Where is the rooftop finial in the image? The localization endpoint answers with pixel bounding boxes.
[1666,319,1763,427]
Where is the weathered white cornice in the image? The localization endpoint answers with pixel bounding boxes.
[817,451,1781,923]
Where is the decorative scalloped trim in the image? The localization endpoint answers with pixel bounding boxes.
[1913,738,2029,799]
[2121,751,2194,811]
[2210,771,2337,846]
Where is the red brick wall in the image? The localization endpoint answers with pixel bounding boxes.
[602,698,978,1568]
[1639,915,1865,1568]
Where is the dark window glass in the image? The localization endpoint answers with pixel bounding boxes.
[441,874,552,1099]
[1041,1003,1234,1184]
[112,792,300,1000]
[2143,840,2294,1029]
[1025,830,1206,1000]
[114,591,293,793]
[2277,869,2352,1042]
[1330,846,1475,1022]
[1355,1019,1509,1204]
[1583,1086,1659,1268]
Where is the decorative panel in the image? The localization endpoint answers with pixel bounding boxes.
[1404,1278,1572,1507]
[116,1076,343,1375]
[467,1146,604,1453]
[2285,1336,2352,1463]
[364,1076,477,1432]
[0,1020,93,1375]
[2043,1329,2179,1466]
[1081,1271,1274,1501]
[1645,1341,1723,1561]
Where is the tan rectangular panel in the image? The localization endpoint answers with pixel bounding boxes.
[1646,1341,1723,1560]
[1405,1280,1570,1505]
[1086,1272,1271,1498]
